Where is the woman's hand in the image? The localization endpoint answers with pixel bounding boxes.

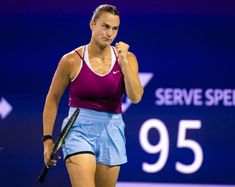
[115,41,129,63]
[43,140,57,168]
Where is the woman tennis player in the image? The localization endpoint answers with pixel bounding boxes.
[42,4,143,187]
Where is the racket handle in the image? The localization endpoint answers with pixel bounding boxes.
[38,166,50,183]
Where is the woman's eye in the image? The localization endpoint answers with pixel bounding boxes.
[103,25,109,29]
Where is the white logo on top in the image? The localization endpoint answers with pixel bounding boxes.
[113,70,120,74]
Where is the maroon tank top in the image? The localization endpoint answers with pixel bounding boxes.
[68,45,125,114]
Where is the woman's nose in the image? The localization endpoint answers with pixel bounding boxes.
[106,29,112,37]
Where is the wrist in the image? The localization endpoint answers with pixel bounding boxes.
[120,60,130,73]
[119,58,128,64]
[42,135,53,143]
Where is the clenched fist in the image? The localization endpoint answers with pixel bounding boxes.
[115,41,129,63]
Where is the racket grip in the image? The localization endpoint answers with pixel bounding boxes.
[38,166,50,183]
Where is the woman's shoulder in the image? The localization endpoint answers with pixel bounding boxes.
[59,45,85,65]
[63,46,85,60]
[60,46,86,78]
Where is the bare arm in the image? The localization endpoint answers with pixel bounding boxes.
[42,54,72,167]
[115,42,143,103]
[43,56,71,136]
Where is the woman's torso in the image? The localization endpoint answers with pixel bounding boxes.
[68,45,125,114]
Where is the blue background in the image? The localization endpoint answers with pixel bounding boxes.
[1,1,235,186]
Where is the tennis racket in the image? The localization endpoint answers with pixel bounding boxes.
[38,108,80,183]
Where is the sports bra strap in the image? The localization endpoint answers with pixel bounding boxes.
[74,46,86,61]
[111,46,118,59]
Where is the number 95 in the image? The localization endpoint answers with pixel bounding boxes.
[139,119,203,174]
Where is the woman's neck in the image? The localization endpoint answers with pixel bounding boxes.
[88,41,110,58]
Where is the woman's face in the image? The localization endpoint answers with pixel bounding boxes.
[90,12,120,47]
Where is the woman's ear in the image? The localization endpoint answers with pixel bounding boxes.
[90,20,95,30]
